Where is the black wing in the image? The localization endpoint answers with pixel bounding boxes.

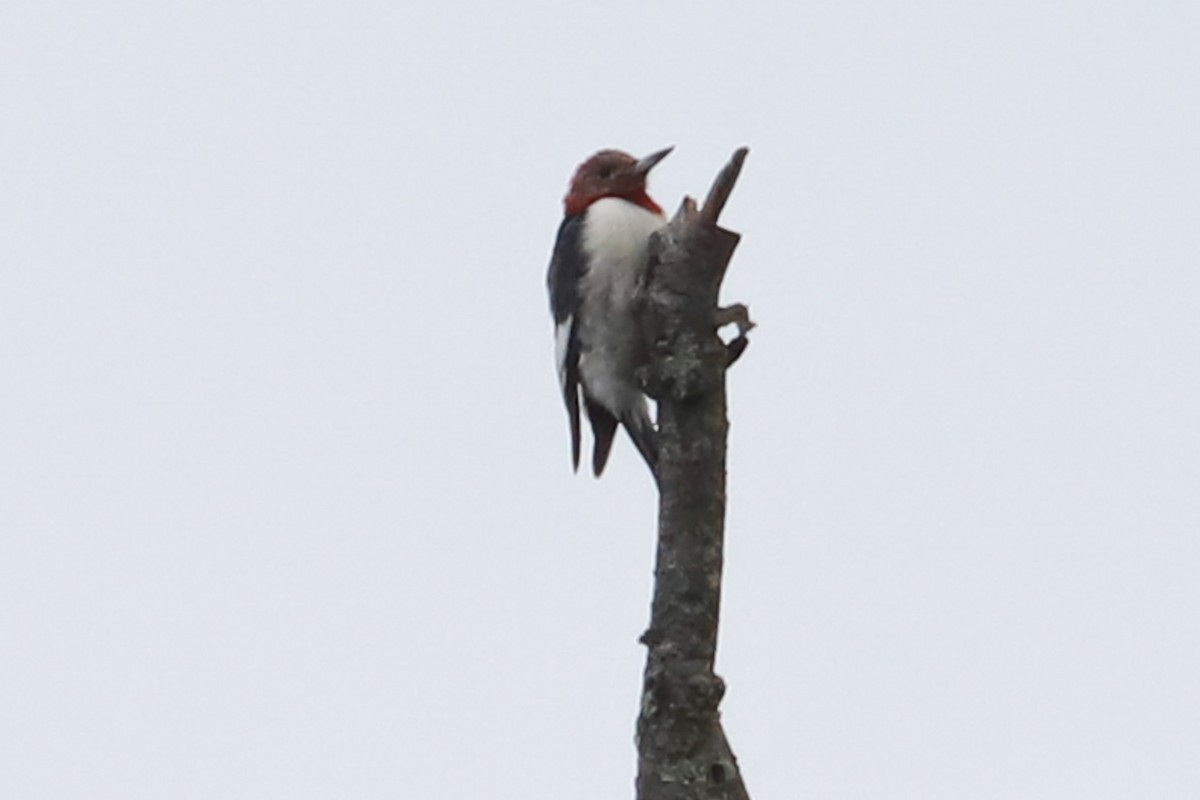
[546,214,586,471]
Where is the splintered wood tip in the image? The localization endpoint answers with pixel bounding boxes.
[700,147,750,228]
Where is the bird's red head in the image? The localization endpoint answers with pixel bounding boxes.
[563,146,673,217]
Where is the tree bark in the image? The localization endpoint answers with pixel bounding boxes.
[635,148,752,800]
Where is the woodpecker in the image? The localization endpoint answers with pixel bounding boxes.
[546,146,673,478]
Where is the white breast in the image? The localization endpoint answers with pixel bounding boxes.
[580,198,665,304]
[576,197,665,416]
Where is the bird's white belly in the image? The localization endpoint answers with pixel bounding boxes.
[577,198,664,414]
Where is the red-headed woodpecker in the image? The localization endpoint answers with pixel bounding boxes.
[546,146,673,477]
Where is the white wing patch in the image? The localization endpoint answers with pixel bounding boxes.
[554,316,573,389]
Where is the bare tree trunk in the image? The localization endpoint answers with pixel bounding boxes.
[635,149,753,800]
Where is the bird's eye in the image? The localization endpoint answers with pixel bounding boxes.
[597,167,614,179]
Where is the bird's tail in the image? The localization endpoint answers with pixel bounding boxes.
[586,398,658,481]
[587,401,619,477]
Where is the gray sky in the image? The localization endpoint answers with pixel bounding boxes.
[3,1,1198,797]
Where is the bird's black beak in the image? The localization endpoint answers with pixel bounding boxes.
[634,146,673,176]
